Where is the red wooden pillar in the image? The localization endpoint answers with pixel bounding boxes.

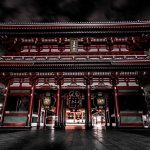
[28,84,35,126]
[140,86,147,115]
[55,83,61,128]
[86,83,92,129]
[114,86,119,127]
[60,97,65,128]
[63,99,66,127]
[43,109,47,129]
[1,80,10,125]
[37,98,42,128]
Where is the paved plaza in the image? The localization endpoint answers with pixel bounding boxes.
[0,128,150,150]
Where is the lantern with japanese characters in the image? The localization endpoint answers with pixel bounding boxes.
[97,92,105,109]
[43,96,51,109]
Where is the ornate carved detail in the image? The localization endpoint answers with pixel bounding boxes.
[110,71,119,86]
[44,78,49,84]
[54,73,64,85]
[29,73,38,85]
[0,73,11,85]
[57,37,65,52]
[84,73,93,85]
[137,76,150,87]
[0,37,22,52]
[106,37,113,51]
[135,71,150,86]
[83,38,91,51]
[110,78,118,86]
[127,34,150,51]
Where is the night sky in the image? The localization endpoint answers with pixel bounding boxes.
[0,0,150,22]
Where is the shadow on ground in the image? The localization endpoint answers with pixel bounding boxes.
[117,128,150,137]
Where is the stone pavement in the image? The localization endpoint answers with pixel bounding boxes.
[0,129,150,150]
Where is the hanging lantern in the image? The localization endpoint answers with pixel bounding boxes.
[97,97,105,106]
[43,96,51,109]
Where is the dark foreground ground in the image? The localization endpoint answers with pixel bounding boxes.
[0,128,150,150]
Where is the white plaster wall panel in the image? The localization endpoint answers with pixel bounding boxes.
[117,82,127,86]
[62,82,72,86]
[99,49,108,52]
[64,48,70,52]
[120,45,128,51]
[91,82,98,86]
[30,49,37,52]
[61,57,72,60]
[36,83,44,87]
[104,82,112,86]
[51,47,60,52]
[128,82,139,86]
[47,57,58,60]
[76,82,85,86]
[21,83,31,87]
[41,49,49,52]
[112,45,119,51]
[77,48,85,52]
[21,49,28,52]
[89,48,97,52]
[10,83,20,87]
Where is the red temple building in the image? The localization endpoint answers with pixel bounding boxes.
[0,22,150,129]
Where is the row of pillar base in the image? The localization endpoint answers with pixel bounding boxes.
[54,121,66,129]
[54,121,93,130]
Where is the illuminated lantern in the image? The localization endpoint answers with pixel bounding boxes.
[97,97,105,106]
[43,96,51,109]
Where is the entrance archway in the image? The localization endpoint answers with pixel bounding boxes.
[63,90,86,129]
[32,90,56,129]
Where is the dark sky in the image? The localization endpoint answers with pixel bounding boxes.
[0,0,150,22]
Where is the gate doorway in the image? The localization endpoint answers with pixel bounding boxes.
[91,90,112,129]
[92,109,106,129]
[32,90,56,129]
[64,90,86,129]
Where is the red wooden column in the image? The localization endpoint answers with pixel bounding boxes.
[114,86,119,127]
[28,81,36,126]
[43,109,47,129]
[86,79,92,129]
[1,80,10,125]
[60,96,65,128]
[55,83,61,128]
[140,86,147,116]
[111,73,119,127]
[37,97,42,128]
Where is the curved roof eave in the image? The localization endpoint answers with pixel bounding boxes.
[0,21,150,29]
